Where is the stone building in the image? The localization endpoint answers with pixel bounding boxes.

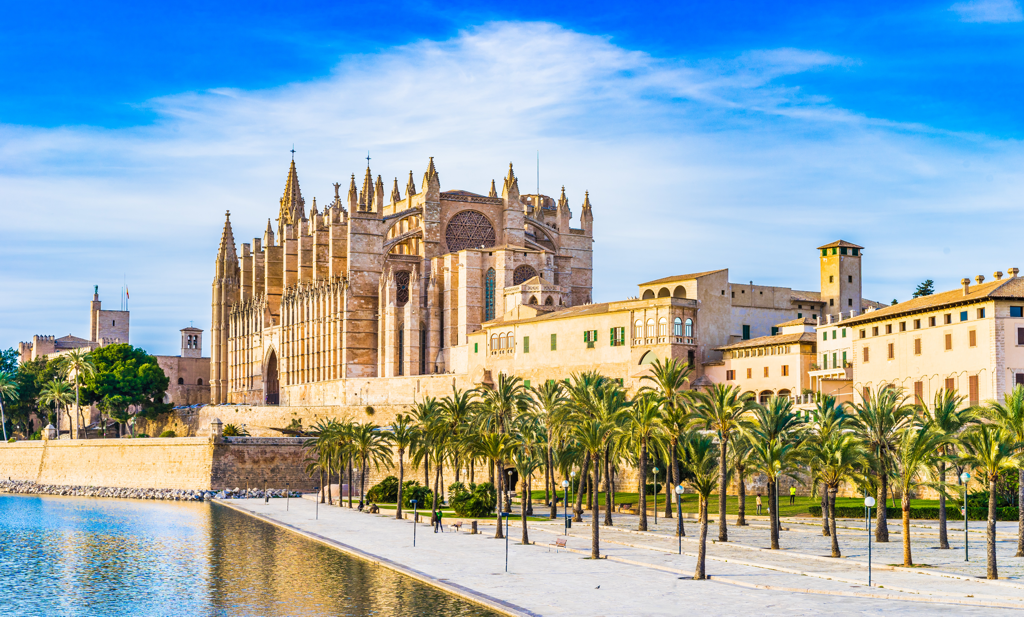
[706,318,817,404]
[212,157,594,405]
[156,327,211,407]
[18,286,129,363]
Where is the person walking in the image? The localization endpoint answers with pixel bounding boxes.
[434,509,444,533]
[789,486,796,505]
[756,493,762,515]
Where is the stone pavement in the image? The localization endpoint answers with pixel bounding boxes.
[218,497,1024,616]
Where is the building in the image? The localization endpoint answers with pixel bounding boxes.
[212,157,595,405]
[809,311,857,404]
[18,286,129,363]
[156,327,211,407]
[705,318,817,403]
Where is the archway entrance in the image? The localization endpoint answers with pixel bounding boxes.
[265,349,279,405]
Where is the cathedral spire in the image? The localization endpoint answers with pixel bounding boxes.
[488,179,497,198]
[279,159,305,226]
[348,174,358,210]
[361,165,373,211]
[217,211,237,263]
[425,157,438,184]
[391,177,401,203]
[406,170,417,197]
[557,186,569,210]
[502,163,518,193]
[310,197,318,218]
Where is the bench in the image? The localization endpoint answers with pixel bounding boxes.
[550,537,568,553]
[617,502,636,514]
[450,521,463,533]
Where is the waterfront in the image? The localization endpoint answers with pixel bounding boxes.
[0,494,499,617]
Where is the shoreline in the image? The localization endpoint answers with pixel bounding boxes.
[0,480,297,502]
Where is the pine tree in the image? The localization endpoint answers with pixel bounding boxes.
[912,279,935,298]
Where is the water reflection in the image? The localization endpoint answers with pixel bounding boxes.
[0,495,498,617]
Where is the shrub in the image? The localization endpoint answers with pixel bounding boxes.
[402,482,433,509]
[29,431,41,440]
[134,433,149,438]
[366,476,400,503]
[159,430,177,438]
[222,423,249,437]
[7,437,15,443]
[450,482,497,518]
[807,505,1019,521]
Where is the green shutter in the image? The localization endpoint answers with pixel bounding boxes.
[551,333,557,351]
[474,342,478,353]
[524,336,530,353]
[524,380,531,389]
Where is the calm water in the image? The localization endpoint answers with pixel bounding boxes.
[0,495,500,617]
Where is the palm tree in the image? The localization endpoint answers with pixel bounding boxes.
[959,424,1022,579]
[531,379,568,519]
[60,349,95,439]
[807,395,849,536]
[681,432,719,580]
[510,414,544,546]
[351,422,394,505]
[983,384,1024,556]
[440,386,478,482]
[626,392,665,531]
[477,373,530,512]
[692,384,753,542]
[641,358,693,519]
[730,435,754,526]
[388,413,420,519]
[745,397,804,550]
[893,421,947,566]
[37,379,73,437]
[0,371,19,442]
[805,432,868,557]
[850,387,914,542]
[563,371,608,521]
[927,389,976,550]
[475,432,516,539]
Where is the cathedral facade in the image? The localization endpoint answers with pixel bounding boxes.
[211,157,594,405]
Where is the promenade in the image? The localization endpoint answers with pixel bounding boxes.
[219,497,1024,616]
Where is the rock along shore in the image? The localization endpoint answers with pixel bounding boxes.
[0,480,300,502]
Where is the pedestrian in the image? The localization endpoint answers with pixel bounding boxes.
[436,508,444,533]
[789,486,796,505]
[756,493,762,515]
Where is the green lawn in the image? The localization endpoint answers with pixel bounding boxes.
[365,501,549,522]
[530,490,941,518]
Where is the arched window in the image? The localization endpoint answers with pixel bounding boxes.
[177,377,184,385]
[498,333,505,349]
[529,296,538,305]
[673,317,683,336]
[490,334,498,350]
[646,318,655,338]
[658,288,670,298]
[506,332,514,349]
[544,296,554,306]
[484,268,496,321]
[513,265,538,285]
[759,390,773,404]
[642,290,655,300]
[659,317,668,336]
[197,378,203,386]
[634,320,643,338]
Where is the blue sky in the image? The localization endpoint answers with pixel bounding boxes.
[1,0,1022,355]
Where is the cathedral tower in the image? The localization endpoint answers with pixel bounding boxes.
[211,211,239,404]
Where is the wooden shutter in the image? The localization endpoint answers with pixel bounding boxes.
[1018,328,1024,346]
[914,381,923,405]
[914,338,921,354]
[945,377,955,393]
[969,375,979,406]
[888,343,894,359]
[863,346,869,362]
[969,330,977,347]
[945,333,952,350]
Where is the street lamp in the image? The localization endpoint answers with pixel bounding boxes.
[286,482,290,511]
[570,470,576,515]
[864,496,875,587]
[561,480,570,535]
[675,485,684,553]
[653,466,659,525]
[411,499,419,547]
[506,468,515,514]
[961,471,971,562]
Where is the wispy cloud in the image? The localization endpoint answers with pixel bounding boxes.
[950,0,1024,23]
[2,21,1022,354]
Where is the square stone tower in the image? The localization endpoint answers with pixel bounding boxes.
[181,327,203,358]
[819,240,863,318]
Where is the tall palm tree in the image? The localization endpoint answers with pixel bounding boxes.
[440,386,478,482]
[411,397,444,503]
[893,421,947,566]
[388,413,420,519]
[0,371,19,442]
[681,432,719,580]
[692,384,753,542]
[37,379,73,437]
[730,435,755,526]
[849,387,913,542]
[641,358,693,519]
[351,422,394,505]
[983,384,1024,556]
[477,374,530,513]
[61,349,95,439]
[927,389,976,550]
[530,379,568,519]
[511,420,544,546]
[563,371,608,521]
[626,392,666,531]
[807,395,849,536]
[805,432,868,557]
[475,432,516,539]
[959,424,1022,579]
[745,397,804,550]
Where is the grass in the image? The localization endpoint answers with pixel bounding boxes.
[361,501,549,522]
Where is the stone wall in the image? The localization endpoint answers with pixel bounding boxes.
[0,437,316,491]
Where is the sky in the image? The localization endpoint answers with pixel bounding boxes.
[1,0,1022,356]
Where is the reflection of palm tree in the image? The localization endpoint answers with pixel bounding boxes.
[38,380,73,436]
[959,424,1021,579]
[0,371,19,441]
[61,349,95,439]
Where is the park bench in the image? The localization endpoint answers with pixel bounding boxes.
[549,537,568,553]
[617,502,636,514]
[450,521,463,533]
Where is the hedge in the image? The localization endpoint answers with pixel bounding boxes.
[808,505,1019,521]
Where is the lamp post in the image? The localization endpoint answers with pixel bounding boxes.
[653,466,659,526]
[506,468,515,515]
[675,485,684,554]
[286,482,290,511]
[504,512,510,572]
[316,484,319,520]
[570,470,576,517]
[864,496,875,587]
[961,471,970,562]
[561,480,569,535]
[411,499,418,547]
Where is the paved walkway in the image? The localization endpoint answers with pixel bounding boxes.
[217,497,1024,616]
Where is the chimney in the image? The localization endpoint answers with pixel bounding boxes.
[976,274,985,286]
[994,271,1004,281]
[1010,267,1020,279]
[961,278,970,295]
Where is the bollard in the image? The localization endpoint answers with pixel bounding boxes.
[471,520,478,534]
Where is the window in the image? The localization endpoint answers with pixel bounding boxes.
[945,377,955,393]
[832,330,837,340]
[685,319,693,337]
[1012,306,1024,318]
[887,343,894,359]
[490,334,497,349]
[848,275,853,282]
[610,327,626,346]
[821,249,828,257]
[782,365,789,377]
[764,367,769,377]
[829,275,834,283]
[842,351,847,366]
[841,247,848,255]
[848,298,853,306]
[583,330,598,348]
[842,328,846,338]
[484,268,496,321]
[969,330,976,347]
[771,327,779,336]
[673,317,683,336]
[978,308,986,319]
[929,316,936,327]
[550,333,557,351]
[634,320,643,338]
[524,336,530,353]
[797,313,803,318]
[944,314,952,325]
[822,332,828,341]
[914,319,921,329]
[899,322,906,332]
[832,352,837,367]
[969,375,979,406]
[726,370,735,380]
[830,299,834,307]
[742,325,751,340]
[914,338,921,355]
[960,311,968,322]
[177,377,184,385]
[945,333,952,351]
[914,381,923,405]
[746,368,752,379]
[658,318,668,336]
[1017,374,1024,386]
[860,329,866,339]
[863,346,870,362]
[822,355,828,369]
[524,380,530,389]
[885,324,892,334]
[872,326,879,336]
[197,378,203,385]
[1018,328,1024,346]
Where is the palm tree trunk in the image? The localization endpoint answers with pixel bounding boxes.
[591,456,600,559]
[902,490,912,566]
[0,398,8,442]
[431,457,441,517]
[989,476,999,579]
[360,456,368,504]
[718,437,728,542]
[665,439,675,519]
[548,447,557,519]
[318,468,325,503]
[526,475,534,516]
[396,451,405,519]
[821,484,830,536]
[1016,467,1024,557]
[829,486,840,558]
[73,385,80,439]
[639,442,649,531]
[875,473,890,542]
[494,459,504,539]
[521,474,530,545]
[425,457,431,487]
[939,459,949,549]
[574,454,589,522]
[326,460,334,505]
[604,448,613,526]
[695,496,708,580]
[736,468,746,526]
[769,479,780,550]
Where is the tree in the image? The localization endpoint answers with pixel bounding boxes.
[388,413,420,519]
[912,280,935,298]
[745,396,804,549]
[983,385,1024,556]
[6,358,46,437]
[681,433,719,580]
[37,379,73,435]
[0,347,17,373]
[475,432,516,539]
[83,344,171,436]
[626,392,666,531]
[563,371,608,522]
[807,394,849,536]
[351,422,393,505]
[530,379,568,520]
[640,358,693,520]
[959,424,1022,579]
[730,435,754,527]
[0,371,19,441]
[893,421,947,566]
[511,434,543,545]
[805,432,868,557]
[927,389,976,550]
[60,349,95,439]
[692,384,754,542]
[440,386,478,483]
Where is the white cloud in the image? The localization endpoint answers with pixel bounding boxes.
[950,0,1024,23]
[2,21,1023,354]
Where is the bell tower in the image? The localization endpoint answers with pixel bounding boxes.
[819,240,862,318]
